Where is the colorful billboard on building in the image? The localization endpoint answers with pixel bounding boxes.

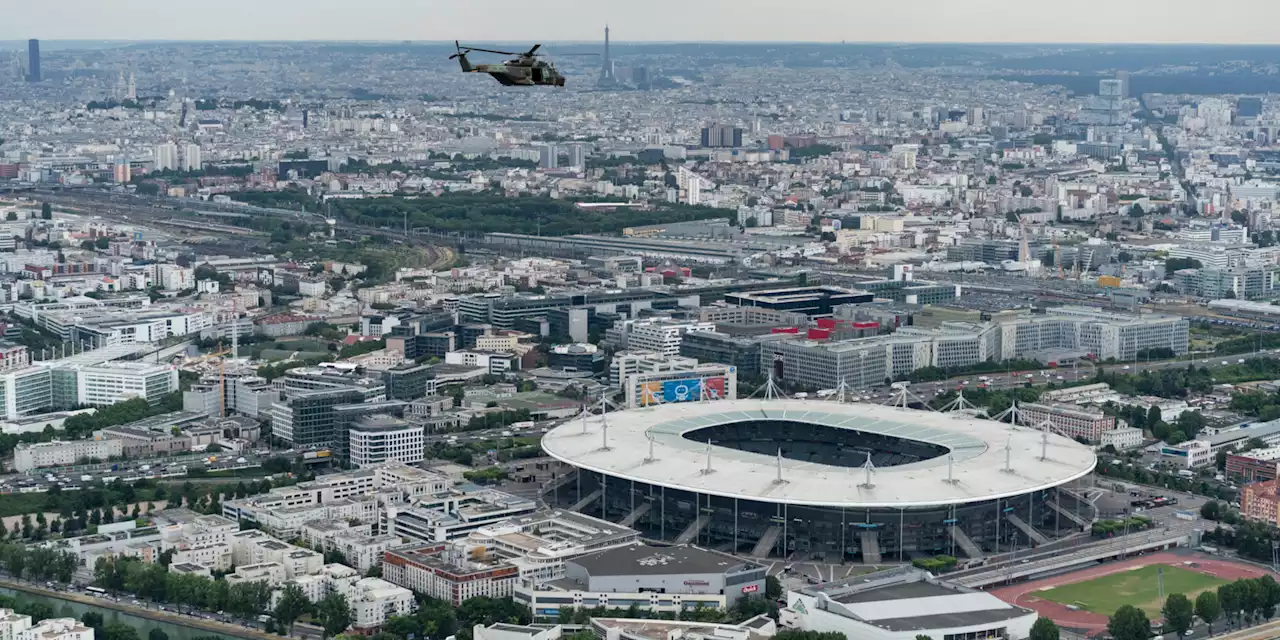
[703,377,726,399]
[662,379,702,403]
[640,381,663,405]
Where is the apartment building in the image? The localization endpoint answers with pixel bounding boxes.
[382,544,519,606]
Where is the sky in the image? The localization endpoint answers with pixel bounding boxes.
[4,0,1280,44]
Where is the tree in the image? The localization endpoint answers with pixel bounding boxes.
[273,583,312,634]
[317,592,352,638]
[765,574,783,600]
[80,612,104,634]
[1108,604,1151,640]
[1196,591,1222,634]
[1030,617,1059,640]
[1163,593,1194,637]
[102,623,140,640]
[1201,500,1223,521]
[1129,203,1146,218]
[4,212,14,222]
[148,630,169,640]
[40,203,51,220]
[1147,405,1162,430]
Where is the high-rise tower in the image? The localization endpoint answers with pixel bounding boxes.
[598,25,615,87]
[26,39,40,83]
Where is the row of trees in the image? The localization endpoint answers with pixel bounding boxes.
[0,541,77,582]
[274,583,351,637]
[1107,576,1280,640]
[95,555,273,620]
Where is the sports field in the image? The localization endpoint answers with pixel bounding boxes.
[1036,564,1228,617]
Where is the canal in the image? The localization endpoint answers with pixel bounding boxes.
[0,587,239,640]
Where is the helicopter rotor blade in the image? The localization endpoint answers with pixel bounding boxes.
[524,44,542,57]
[455,44,522,56]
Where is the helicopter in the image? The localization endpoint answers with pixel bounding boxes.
[450,41,593,86]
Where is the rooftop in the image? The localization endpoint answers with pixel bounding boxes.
[570,543,757,577]
[541,398,1097,509]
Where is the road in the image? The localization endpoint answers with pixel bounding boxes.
[867,348,1280,406]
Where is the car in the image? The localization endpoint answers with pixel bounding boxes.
[1123,365,1131,370]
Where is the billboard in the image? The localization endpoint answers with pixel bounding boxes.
[640,381,663,405]
[704,377,726,399]
[662,379,702,403]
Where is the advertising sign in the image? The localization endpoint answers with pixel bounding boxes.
[741,584,759,594]
[663,378,701,403]
[640,381,663,405]
[703,376,726,399]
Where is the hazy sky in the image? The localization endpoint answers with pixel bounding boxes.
[5,0,1280,44]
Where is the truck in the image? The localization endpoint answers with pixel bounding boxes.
[80,475,92,482]
[140,465,151,472]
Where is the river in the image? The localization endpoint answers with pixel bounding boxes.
[0,586,238,640]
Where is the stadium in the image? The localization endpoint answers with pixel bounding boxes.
[541,399,1098,562]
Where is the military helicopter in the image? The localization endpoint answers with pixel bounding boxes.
[450,41,593,86]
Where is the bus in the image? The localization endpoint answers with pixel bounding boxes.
[85,587,106,596]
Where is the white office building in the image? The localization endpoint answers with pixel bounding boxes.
[349,416,425,468]
[14,438,124,471]
[75,362,179,407]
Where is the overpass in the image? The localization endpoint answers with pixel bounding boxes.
[950,530,1194,589]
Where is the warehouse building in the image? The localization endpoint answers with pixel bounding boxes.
[781,567,1037,640]
[516,544,766,619]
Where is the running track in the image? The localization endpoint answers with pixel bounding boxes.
[990,552,1278,634]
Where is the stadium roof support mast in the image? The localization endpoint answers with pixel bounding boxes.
[701,440,714,475]
[990,400,1022,425]
[1002,436,1014,473]
[938,391,979,413]
[858,457,876,489]
[774,448,785,484]
[883,384,937,410]
[944,453,959,484]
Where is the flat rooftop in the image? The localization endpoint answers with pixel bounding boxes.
[571,544,757,577]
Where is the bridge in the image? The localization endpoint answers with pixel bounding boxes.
[949,530,1193,589]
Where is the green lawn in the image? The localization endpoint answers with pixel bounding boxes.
[1037,564,1227,617]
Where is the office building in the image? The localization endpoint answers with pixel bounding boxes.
[679,332,790,381]
[725,287,872,317]
[269,387,365,448]
[26,40,39,83]
[1018,403,1115,443]
[548,344,604,374]
[382,362,436,401]
[383,544,519,606]
[627,321,717,357]
[701,124,743,148]
[14,438,124,471]
[1000,306,1189,362]
[1100,427,1144,451]
[348,415,425,468]
[462,510,640,584]
[73,361,179,407]
[385,488,537,544]
[1228,449,1280,483]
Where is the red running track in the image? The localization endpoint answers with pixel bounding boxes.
[990,552,1278,635]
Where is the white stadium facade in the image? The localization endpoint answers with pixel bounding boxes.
[542,399,1097,562]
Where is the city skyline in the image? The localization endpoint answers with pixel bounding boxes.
[7,0,1280,44]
